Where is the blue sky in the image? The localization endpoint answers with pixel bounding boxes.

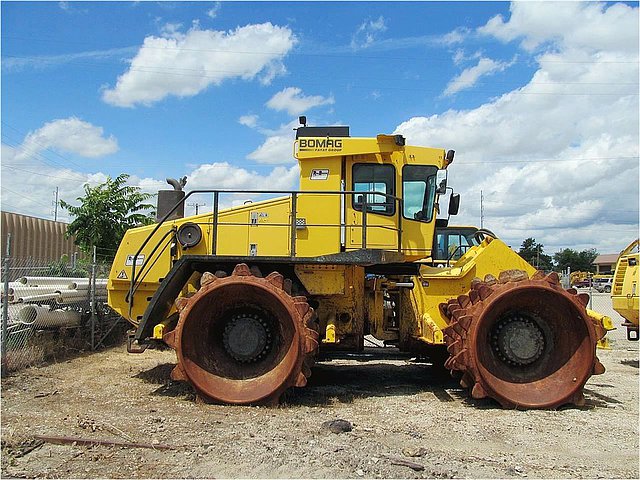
[1,1,638,254]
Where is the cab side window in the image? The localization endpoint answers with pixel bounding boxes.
[435,233,446,260]
[402,165,438,222]
[352,164,395,215]
[448,234,472,260]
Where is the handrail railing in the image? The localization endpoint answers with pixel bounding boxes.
[126,228,175,303]
[128,189,404,312]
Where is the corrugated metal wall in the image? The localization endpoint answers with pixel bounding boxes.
[1,211,81,260]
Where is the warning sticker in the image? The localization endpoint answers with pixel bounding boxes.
[125,254,145,266]
[310,169,329,180]
[117,270,128,279]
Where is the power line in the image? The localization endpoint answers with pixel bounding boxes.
[1,121,88,172]
[3,54,638,97]
[1,164,91,183]
[2,34,639,65]
[0,203,23,212]
[456,155,639,165]
[2,186,54,209]
[1,134,89,183]
[4,53,639,87]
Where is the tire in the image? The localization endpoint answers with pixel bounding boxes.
[441,270,606,409]
[164,264,318,405]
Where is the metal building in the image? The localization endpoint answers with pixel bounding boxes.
[1,211,80,261]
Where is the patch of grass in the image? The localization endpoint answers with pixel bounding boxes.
[2,321,127,375]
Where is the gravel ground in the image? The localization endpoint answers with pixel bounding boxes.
[1,338,638,479]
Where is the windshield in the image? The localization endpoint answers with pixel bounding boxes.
[402,165,438,222]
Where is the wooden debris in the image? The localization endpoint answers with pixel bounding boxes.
[34,434,176,451]
[382,454,425,471]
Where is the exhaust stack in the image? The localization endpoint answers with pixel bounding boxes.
[157,176,187,221]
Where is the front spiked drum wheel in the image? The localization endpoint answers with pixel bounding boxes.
[441,270,607,409]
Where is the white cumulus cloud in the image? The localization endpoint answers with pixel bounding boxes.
[246,120,299,165]
[187,162,299,191]
[444,57,512,96]
[169,161,301,215]
[14,117,118,161]
[266,87,334,116]
[478,1,638,53]
[396,1,639,253]
[441,27,471,46]
[102,22,296,107]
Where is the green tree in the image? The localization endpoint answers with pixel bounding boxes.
[60,174,154,259]
[518,237,554,271]
[554,248,598,273]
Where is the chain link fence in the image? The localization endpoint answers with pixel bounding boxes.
[560,272,636,347]
[1,242,125,375]
[585,289,637,347]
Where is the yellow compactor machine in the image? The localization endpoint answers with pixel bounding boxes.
[612,239,639,340]
[108,124,612,409]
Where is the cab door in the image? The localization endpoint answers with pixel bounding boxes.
[346,157,398,250]
[399,164,439,259]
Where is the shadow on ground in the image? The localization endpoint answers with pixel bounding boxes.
[283,359,471,407]
[130,353,622,411]
[131,355,472,407]
[133,363,195,399]
[621,359,639,368]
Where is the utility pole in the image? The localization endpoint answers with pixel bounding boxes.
[480,190,484,229]
[53,187,59,221]
[187,202,206,215]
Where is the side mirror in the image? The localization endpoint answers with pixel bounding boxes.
[446,150,455,163]
[448,193,460,215]
[435,169,448,194]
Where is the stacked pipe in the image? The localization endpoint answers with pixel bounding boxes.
[3,276,108,329]
[7,277,107,304]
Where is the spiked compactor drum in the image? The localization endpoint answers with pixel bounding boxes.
[441,270,606,409]
[163,264,318,405]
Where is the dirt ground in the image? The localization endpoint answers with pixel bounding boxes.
[1,340,639,479]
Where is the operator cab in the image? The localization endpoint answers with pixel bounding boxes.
[295,118,457,260]
[431,226,496,266]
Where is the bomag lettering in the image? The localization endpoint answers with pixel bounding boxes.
[299,138,343,149]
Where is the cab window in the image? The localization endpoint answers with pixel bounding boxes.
[352,163,395,215]
[448,233,472,260]
[435,232,446,259]
[433,228,479,261]
[402,165,438,222]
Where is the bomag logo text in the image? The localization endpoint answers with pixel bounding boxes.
[299,138,343,150]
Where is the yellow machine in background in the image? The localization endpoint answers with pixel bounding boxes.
[108,122,611,409]
[570,271,590,287]
[612,239,639,340]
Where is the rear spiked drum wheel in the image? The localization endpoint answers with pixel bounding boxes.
[163,264,318,405]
